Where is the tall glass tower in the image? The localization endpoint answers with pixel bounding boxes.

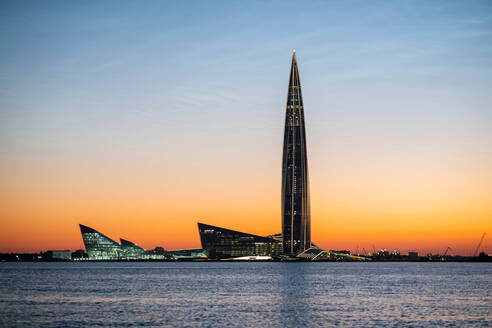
[281,51,311,255]
[282,51,311,255]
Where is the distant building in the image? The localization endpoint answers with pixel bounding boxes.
[297,248,324,260]
[377,249,390,257]
[408,251,419,258]
[297,248,369,261]
[79,224,122,260]
[120,238,146,259]
[166,249,208,260]
[46,250,71,261]
[197,223,282,259]
[79,224,187,260]
[71,249,87,259]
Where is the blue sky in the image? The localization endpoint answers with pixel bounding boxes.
[2,1,491,157]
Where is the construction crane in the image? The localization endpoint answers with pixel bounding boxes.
[443,246,452,257]
[473,232,487,257]
[440,246,452,261]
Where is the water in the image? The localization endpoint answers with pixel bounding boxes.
[0,262,490,327]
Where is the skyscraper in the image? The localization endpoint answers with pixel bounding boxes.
[281,51,311,255]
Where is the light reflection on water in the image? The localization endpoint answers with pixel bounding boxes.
[0,262,490,327]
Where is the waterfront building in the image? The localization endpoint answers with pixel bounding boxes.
[79,224,122,260]
[120,238,146,259]
[281,51,311,255]
[166,249,208,259]
[45,250,71,261]
[197,223,282,259]
[79,224,202,260]
[297,248,369,261]
[71,249,87,260]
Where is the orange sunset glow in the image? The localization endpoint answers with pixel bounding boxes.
[1,136,490,255]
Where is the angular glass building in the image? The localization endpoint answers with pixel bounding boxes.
[120,238,145,259]
[198,223,282,259]
[79,224,176,260]
[281,51,311,255]
[79,224,122,260]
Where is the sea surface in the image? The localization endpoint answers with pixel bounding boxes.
[0,262,491,327]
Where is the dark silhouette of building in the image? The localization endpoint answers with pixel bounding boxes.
[281,51,311,255]
[197,223,282,259]
[45,250,71,261]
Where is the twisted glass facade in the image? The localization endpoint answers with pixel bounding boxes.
[281,52,311,255]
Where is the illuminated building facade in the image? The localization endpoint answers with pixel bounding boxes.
[281,51,311,255]
[166,249,208,259]
[120,238,146,259]
[198,223,282,259]
[79,224,122,260]
[79,224,200,260]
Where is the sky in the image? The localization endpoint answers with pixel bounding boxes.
[1,1,491,255]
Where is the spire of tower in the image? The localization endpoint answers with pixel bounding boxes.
[289,51,301,88]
